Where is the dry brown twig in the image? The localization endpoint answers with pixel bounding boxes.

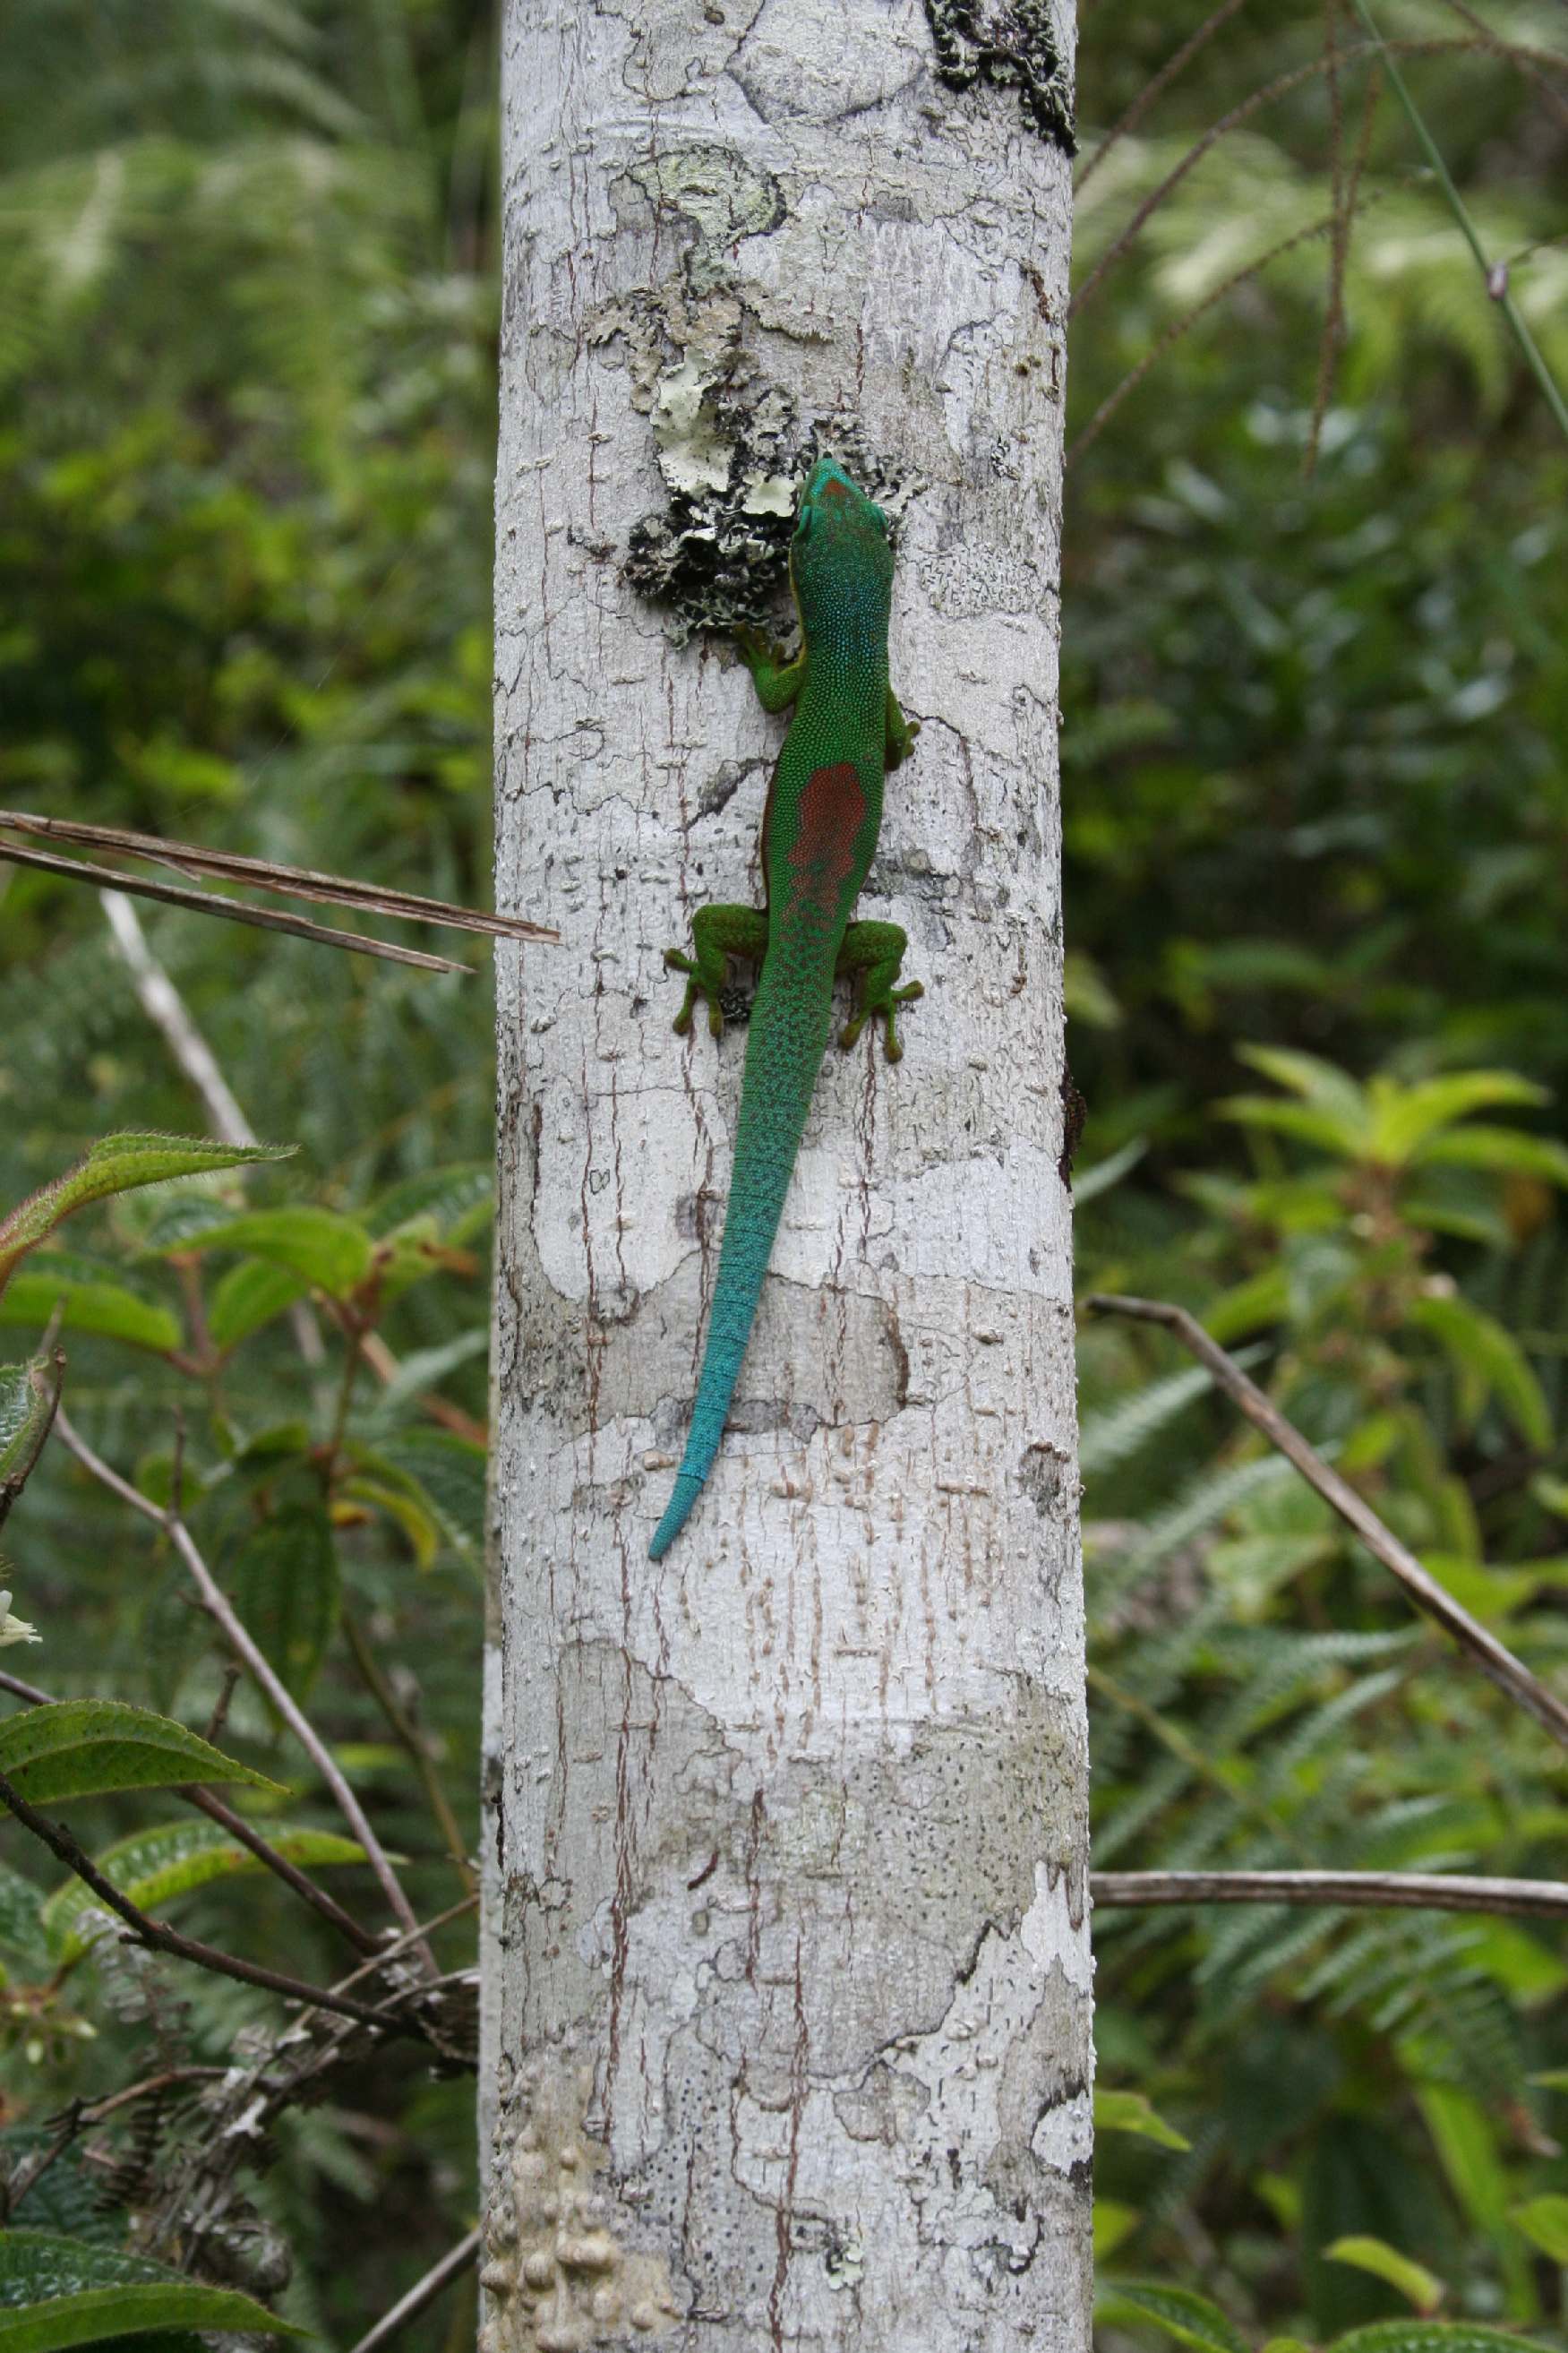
[49,1404,433,1957]
[1067,36,1563,325]
[346,2229,483,2353]
[1084,1292,1568,1749]
[0,1764,417,2037]
[1092,1868,1568,1919]
[1076,0,1253,193]
[0,807,554,949]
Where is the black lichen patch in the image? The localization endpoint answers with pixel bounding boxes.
[924,0,1075,153]
[624,400,919,644]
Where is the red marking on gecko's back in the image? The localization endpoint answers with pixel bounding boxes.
[786,762,866,904]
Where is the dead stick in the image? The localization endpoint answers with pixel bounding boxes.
[0,1657,379,1956]
[51,1406,432,1960]
[0,842,470,974]
[345,2229,483,2353]
[0,1766,414,2036]
[0,809,553,941]
[1092,1868,1568,1920]
[1084,1292,1568,1749]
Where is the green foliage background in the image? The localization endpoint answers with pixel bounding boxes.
[1,1,1565,2347]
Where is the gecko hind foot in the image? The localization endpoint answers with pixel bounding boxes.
[841,979,923,1062]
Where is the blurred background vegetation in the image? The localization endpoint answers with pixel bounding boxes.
[1,0,1566,2347]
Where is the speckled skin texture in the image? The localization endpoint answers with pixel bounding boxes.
[649,461,921,1558]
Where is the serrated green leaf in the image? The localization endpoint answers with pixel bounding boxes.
[0,1137,291,1292]
[0,1256,181,1354]
[231,1501,339,1701]
[0,1702,283,1804]
[1096,2280,1249,2353]
[365,1163,493,1242]
[0,1860,50,1974]
[207,1258,311,1352]
[0,2146,116,2252]
[1325,2237,1444,2313]
[150,1206,370,1299]
[41,1817,367,1958]
[0,2234,189,2306]
[1510,2195,1568,2262]
[355,1427,486,1569]
[1332,2326,1555,2353]
[1094,2089,1191,2151]
[1409,1293,1551,1448]
[0,2277,304,2352]
[0,1361,53,1487]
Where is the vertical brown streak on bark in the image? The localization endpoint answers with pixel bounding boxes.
[610,1062,629,1296]
[769,1937,810,2353]
[605,1659,635,2147]
[744,1787,766,1984]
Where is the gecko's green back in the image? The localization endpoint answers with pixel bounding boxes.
[649,461,920,1559]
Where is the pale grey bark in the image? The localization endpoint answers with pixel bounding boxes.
[483,3,1088,2348]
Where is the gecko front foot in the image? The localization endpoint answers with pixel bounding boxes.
[665,905,770,1041]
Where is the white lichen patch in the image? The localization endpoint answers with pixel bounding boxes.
[480,2059,678,2352]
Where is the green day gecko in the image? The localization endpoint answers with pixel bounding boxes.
[648,459,921,1559]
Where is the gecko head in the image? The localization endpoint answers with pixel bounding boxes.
[789,459,895,637]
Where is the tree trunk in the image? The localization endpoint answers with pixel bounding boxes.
[483,4,1089,2348]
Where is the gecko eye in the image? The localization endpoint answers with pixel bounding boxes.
[869,503,889,536]
[794,502,815,539]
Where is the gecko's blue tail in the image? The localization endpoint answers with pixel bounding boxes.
[648,966,832,1559]
[646,1148,795,1559]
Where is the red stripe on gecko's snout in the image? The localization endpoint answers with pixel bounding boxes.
[787,762,866,903]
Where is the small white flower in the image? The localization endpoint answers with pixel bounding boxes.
[0,1589,40,1648]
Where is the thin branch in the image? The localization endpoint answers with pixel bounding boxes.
[1084,1293,1568,1749]
[1070,202,1360,464]
[330,1893,479,2000]
[176,1785,381,1955]
[1076,0,1252,192]
[0,1653,379,1956]
[341,1608,477,1897]
[0,841,471,975]
[1,809,555,943]
[0,1664,51,1705]
[1067,37,1550,323]
[0,1766,413,2035]
[1350,0,1568,442]
[201,1663,243,1749]
[1306,0,1350,477]
[99,893,255,1142]
[50,1405,431,1959]
[1437,0,1568,139]
[1092,1868,1568,1920]
[4,2068,227,2219]
[345,2228,482,2353]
